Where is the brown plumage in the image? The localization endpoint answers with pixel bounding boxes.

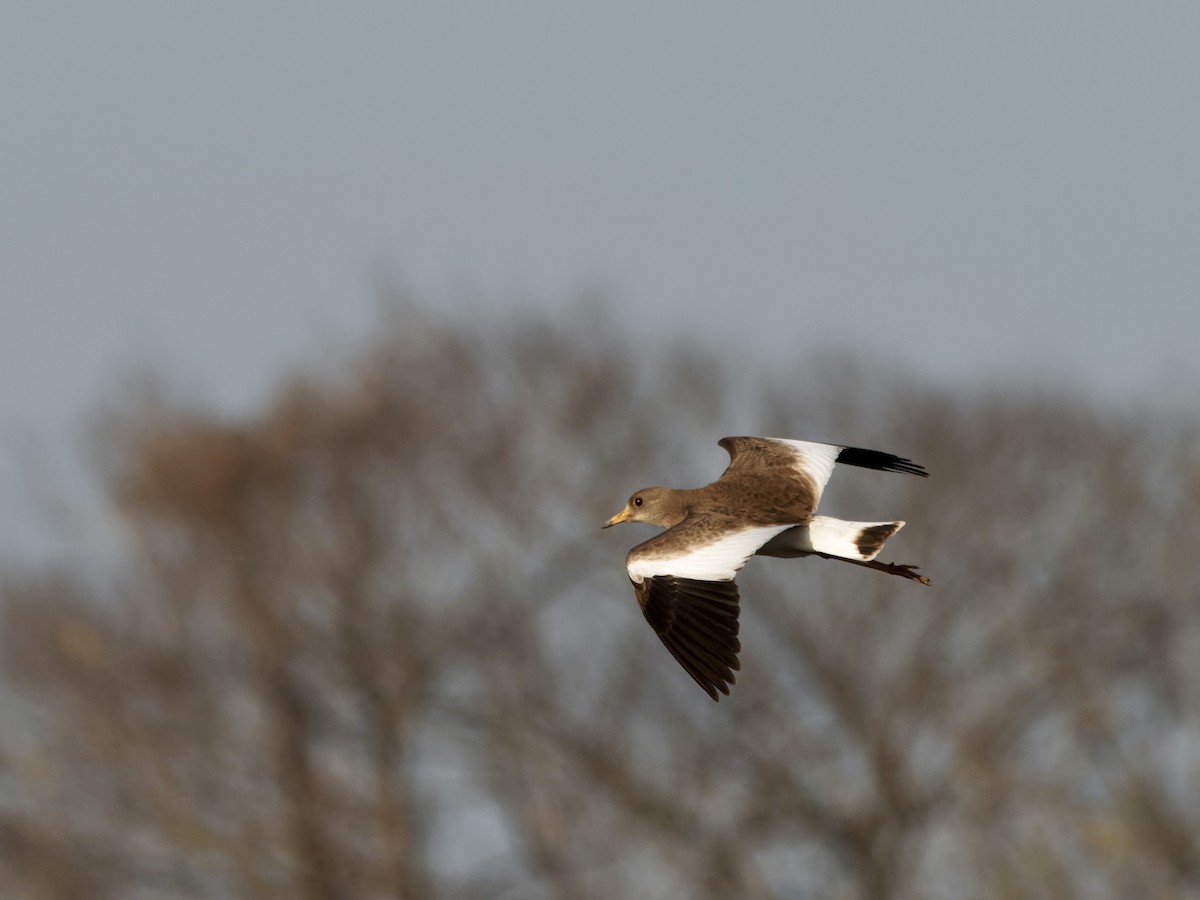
[604,436,930,700]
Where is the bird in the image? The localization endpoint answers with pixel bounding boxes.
[602,436,929,700]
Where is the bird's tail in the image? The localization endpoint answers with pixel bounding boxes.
[806,516,904,562]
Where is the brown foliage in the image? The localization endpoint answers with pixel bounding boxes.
[3,301,1199,898]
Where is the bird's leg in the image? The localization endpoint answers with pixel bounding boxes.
[814,553,932,585]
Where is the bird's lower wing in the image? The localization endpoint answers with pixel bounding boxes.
[625,517,790,700]
[635,575,741,701]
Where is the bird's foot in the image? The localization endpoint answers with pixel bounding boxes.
[880,562,931,585]
[814,553,932,585]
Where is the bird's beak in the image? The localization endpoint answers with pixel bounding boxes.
[602,507,633,529]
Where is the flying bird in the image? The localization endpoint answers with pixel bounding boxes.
[603,436,929,700]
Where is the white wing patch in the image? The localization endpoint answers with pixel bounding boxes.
[766,438,842,510]
[627,524,790,584]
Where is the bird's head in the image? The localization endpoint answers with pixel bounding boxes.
[602,487,688,530]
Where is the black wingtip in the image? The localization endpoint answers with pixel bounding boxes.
[836,446,929,477]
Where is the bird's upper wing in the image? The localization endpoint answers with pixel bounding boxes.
[718,436,927,513]
[627,515,790,700]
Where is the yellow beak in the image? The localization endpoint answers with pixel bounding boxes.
[602,508,633,529]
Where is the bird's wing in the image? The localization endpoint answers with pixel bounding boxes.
[717,436,927,512]
[626,517,789,583]
[634,575,741,701]
[627,516,790,700]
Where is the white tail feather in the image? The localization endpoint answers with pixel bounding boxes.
[807,516,904,561]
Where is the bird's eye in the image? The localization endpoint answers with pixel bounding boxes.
[633,496,643,507]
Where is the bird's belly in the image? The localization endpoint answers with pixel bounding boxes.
[755,524,814,559]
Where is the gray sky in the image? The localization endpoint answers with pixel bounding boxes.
[4,3,1200,556]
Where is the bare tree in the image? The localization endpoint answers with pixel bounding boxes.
[2,298,1198,899]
